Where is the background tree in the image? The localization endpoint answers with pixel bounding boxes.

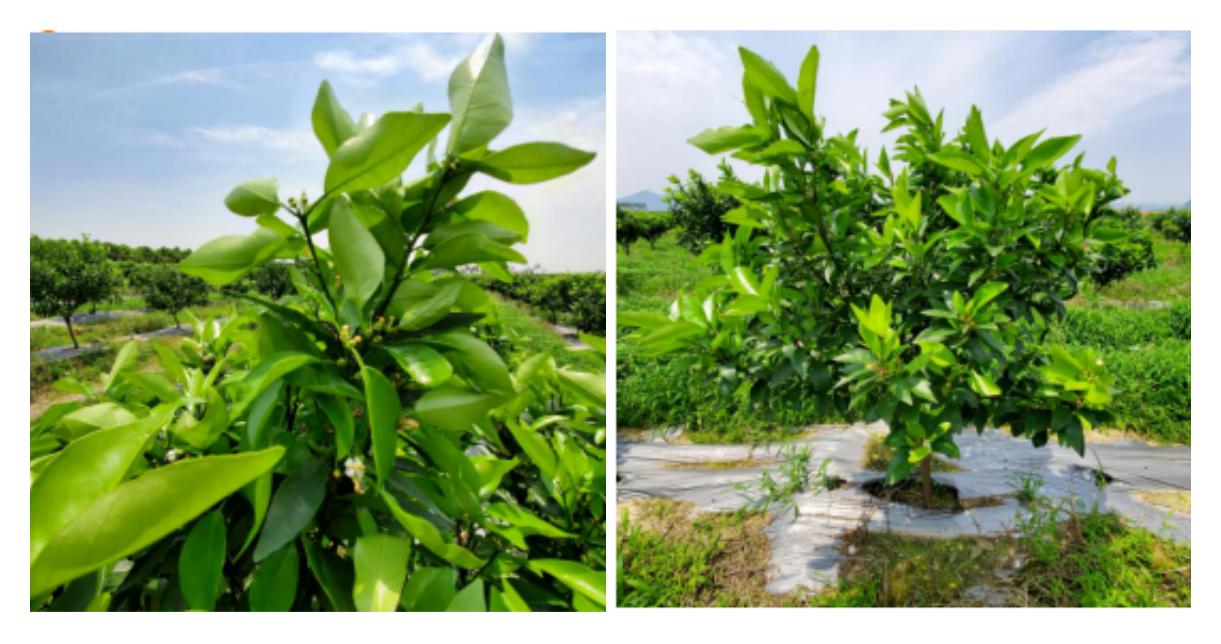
[30,236,120,347]
[249,262,294,300]
[625,44,1125,507]
[664,159,739,253]
[617,208,672,255]
[130,264,211,328]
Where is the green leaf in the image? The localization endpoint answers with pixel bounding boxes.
[31,447,284,596]
[486,502,574,538]
[400,567,455,611]
[418,232,525,270]
[352,534,411,612]
[447,579,486,612]
[474,143,595,184]
[328,198,385,308]
[489,580,531,612]
[380,489,484,569]
[224,178,280,217]
[556,367,605,407]
[423,331,514,394]
[797,45,820,122]
[448,191,529,241]
[57,402,138,439]
[527,559,605,607]
[302,538,355,612]
[178,510,226,611]
[739,47,797,105]
[31,410,171,565]
[317,394,355,458]
[248,542,298,611]
[1023,135,1081,171]
[324,112,450,194]
[965,105,990,162]
[505,419,558,481]
[180,227,286,286]
[447,34,512,155]
[312,80,359,157]
[928,150,985,176]
[253,459,327,562]
[386,280,461,330]
[970,370,1002,397]
[414,385,505,432]
[383,343,453,387]
[361,366,402,484]
[688,125,767,154]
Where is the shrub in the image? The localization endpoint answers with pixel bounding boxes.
[249,262,294,300]
[1087,206,1157,287]
[1049,300,1190,349]
[30,236,121,347]
[473,271,605,333]
[624,43,1134,506]
[30,35,605,613]
[664,160,739,253]
[1101,340,1190,443]
[1150,207,1190,243]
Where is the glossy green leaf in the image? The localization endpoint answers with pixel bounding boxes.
[180,227,285,286]
[448,191,528,241]
[527,559,605,607]
[380,489,484,569]
[361,366,402,484]
[418,232,525,270]
[248,542,298,611]
[302,538,355,612]
[797,45,820,122]
[178,510,226,611]
[352,534,411,612]
[739,46,797,105]
[423,331,514,393]
[32,447,284,596]
[928,150,985,176]
[312,80,359,157]
[688,125,768,154]
[474,143,595,184]
[224,178,280,217]
[1023,134,1081,171]
[400,567,455,612]
[486,502,574,538]
[383,343,453,387]
[557,368,605,407]
[414,385,505,432]
[31,409,170,565]
[965,105,990,162]
[447,34,512,155]
[324,112,450,194]
[489,580,531,612]
[317,395,355,457]
[328,198,385,308]
[447,579,486,612]
[387,280,461,330]
[253,459,327,562]
[57,402,138,440]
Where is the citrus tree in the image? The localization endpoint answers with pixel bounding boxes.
[623,44,1122,506]
[129,264,212,328]
[31,236,120,347]
[31,34,606,612]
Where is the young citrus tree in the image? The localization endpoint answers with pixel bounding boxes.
[31,236,120,347]
[31,34,606,611]
[129,264,212,328]
[623,44,1122,506]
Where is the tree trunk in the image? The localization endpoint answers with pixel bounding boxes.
[920,456,933,508]
[173,311,181,329]
[64,315,79,348]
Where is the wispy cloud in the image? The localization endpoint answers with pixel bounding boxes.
[144,124,318,161]
[314,33,534,84]
[90,65,238,99]
[994,32,1190,139]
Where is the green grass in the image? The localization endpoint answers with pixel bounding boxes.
[618,496,1190,607]
[1080,235,1190,303]
[488,296,604,373]
[617,230,714,313]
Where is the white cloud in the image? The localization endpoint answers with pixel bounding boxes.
[186,125,315,152]
[313,33,532,84]
[994,32,1189,140]
[90,65,236,99]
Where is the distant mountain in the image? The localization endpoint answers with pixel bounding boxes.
[617,190,668,212]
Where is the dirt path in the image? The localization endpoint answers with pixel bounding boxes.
[618,423,1190,594]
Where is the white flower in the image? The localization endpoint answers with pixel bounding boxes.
[165,448,182,463]
[343,457,366,479]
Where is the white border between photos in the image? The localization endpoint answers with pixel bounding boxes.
[2,1,1215,642]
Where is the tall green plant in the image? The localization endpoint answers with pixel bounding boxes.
[30,34,605,612]
[624,44,1122,506]
[129,264,212,328]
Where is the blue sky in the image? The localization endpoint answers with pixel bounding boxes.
[618,31,1190,207]
[31,32,606,271]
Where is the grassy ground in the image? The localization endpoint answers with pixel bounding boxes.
[488,295,604,373]
[618,497,1190,607]
[30,300,237,351]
